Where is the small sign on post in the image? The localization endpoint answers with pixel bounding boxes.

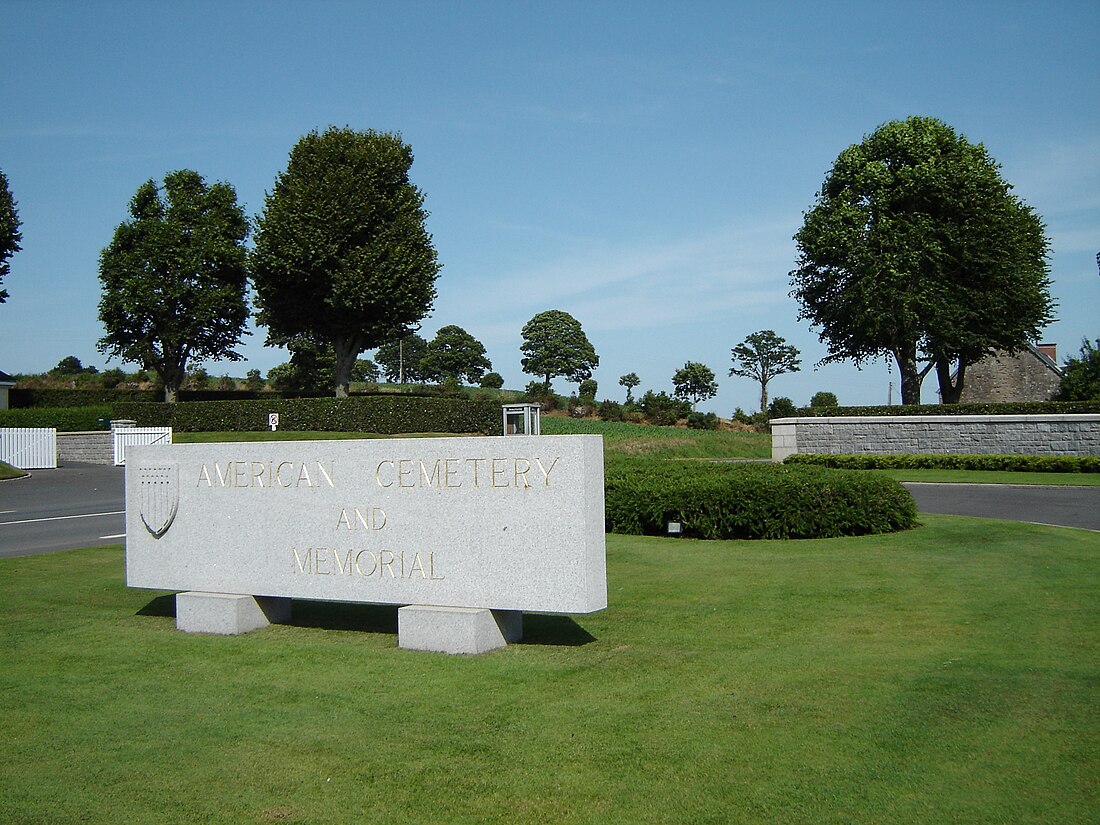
[268,413,279,432]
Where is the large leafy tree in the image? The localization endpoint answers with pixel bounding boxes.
[420,325,492,384]
[1056,338,1100,401]
[791,116,1053,405]
[672,361,718,409]
[250,127,441,397]
[375,333,429,383]
[0,169,21,304]
[729,330,801,413]
[520,309,599,391]
[98,170,249,402]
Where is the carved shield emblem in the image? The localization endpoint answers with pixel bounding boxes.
[138,464,179,539]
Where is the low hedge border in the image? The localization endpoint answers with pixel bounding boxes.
[111,396,503,435]
[9,388,158,407]
[785,453,1100,472]
[0,405,113,431]
[793,400,1100,418]
[605,458,918,539]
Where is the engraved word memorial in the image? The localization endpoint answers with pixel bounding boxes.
[126,435,606,653]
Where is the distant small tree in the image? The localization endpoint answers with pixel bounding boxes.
[420,325,492,384]
[0,169,21,304]
[352,358,380,383]
[102,368,127,389]
[520,309,599,390]
[376,333,429,383]
[810,390,839,408]
[767,396,798,419]
[480,372,505,389]
[730,330,801,413]
[639,390,691,426]
[53,355,86,375]
[266,338,335,393]
[672,361,718,409]
[1056,338,1100,401]
[619,372,641,404]
[687,411,719,430]
[186,366,210,390]
[216,374,235,391]
[578,378,598,400]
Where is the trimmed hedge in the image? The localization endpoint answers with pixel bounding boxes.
[10,388,157,408]
[792,400,1100,417]
[785,453,1100,473]
[0,405,113,431]
[111,396,503,435]
[605,457,918,539]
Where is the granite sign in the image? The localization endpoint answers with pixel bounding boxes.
[126,435,606,652]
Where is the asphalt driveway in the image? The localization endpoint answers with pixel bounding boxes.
[903,482,1100,532]
[0,462,125,557]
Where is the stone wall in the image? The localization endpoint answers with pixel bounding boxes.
[771,414,1100,461]
[57,431,113,464]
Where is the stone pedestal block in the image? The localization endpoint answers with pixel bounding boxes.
[398,605,523,654]
[176,592,292,635]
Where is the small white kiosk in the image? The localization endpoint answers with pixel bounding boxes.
[502,403,541,436]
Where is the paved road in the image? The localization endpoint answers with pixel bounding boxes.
[0,462,125,557]
[1,465,1097,558]
[903,482,1100,532]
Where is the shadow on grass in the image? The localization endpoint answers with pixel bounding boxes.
[137,594,176,618]
[287,600,399,634]
[516,613,597,646]
[136,595,597,646]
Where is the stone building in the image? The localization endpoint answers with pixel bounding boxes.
[958,343,1062,403]
[0,370,14,410]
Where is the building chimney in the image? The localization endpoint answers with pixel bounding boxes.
[1037,343,1057,363]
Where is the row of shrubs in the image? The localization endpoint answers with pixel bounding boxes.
[527,386,722,428]
[785,453,1100,473]
[111,396,502,435]
[7,386,473,409]
[0,405,113,431]
[604,456,918,539]
[9,388,159,407]
[793,400,1100,417]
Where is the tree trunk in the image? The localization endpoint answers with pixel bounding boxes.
[759,382,768,415]
[893,348,923,406]
[160,361,184,404]
[935,357,966,405]
[333,336,361,399]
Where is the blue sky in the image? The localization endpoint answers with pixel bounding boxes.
[2,0,1097,412]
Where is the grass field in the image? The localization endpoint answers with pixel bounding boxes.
[0,459,26,480]
[2,516,1097,824]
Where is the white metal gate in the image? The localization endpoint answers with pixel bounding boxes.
[0,427,58,469]
[114,427,173,466]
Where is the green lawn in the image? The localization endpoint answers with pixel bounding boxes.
[2,515,1097,824]
[533,416,772,459]
[0,460,27,480]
